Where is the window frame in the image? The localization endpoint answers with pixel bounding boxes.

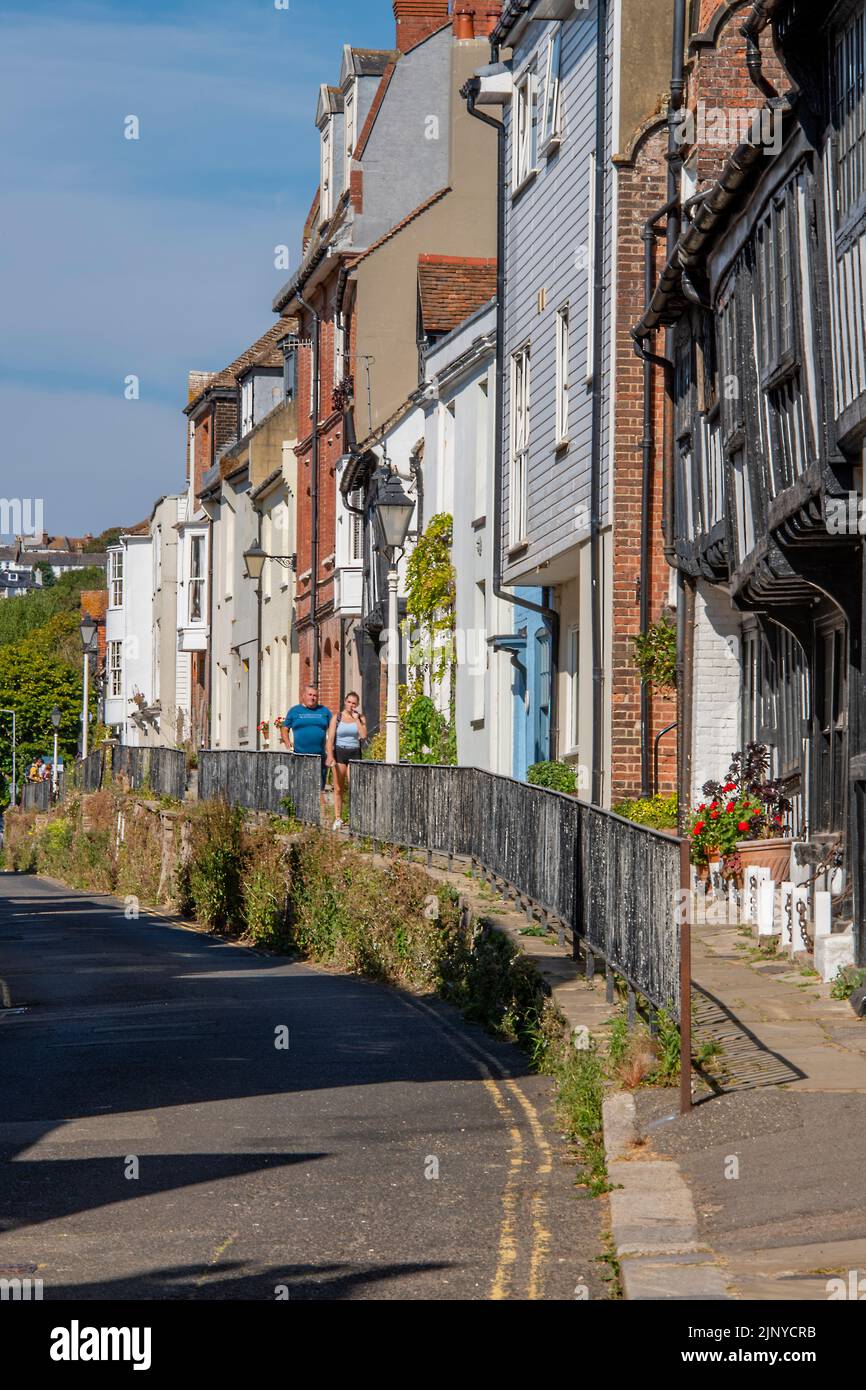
[540,25,563,151]
[509,345,531,549]
[320,120,334,222]
[832,5,866,233]
[512,66,538,193]
[109,550,124,609]
[109,640,123,700]
[555,303,570,447]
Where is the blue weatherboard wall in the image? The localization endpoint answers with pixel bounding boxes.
[511,589,552,782]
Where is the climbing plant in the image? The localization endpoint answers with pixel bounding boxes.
[404,513,456,691]
[632,614,678,691]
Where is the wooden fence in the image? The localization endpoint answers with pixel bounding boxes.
[349,762,684,1020]
[199,750,321,825]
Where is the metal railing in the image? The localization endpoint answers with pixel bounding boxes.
[199,750,321,825]
[21,781,52,811]
[112,746,187,800]
[349,761,684,1020]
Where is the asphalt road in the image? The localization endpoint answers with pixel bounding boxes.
[0,872,605,1301]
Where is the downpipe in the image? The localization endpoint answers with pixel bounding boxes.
[297,290,321,687]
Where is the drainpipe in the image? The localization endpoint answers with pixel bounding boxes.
[588,0,609,808]
[463,77,561,765]
[742,0,780,100]
[297,291,321,687]
[638,196,677,796]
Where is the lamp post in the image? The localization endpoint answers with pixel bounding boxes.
[79,614,98,759]
[0,708,17,808]
[372,472,415,765]
[51,705,61,795]
[242,543,296,750]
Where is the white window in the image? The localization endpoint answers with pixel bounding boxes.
[241,377,254,437]
[475,377,489,520]
[473,582,487,722]
[320,122,333,221]
[540,26,563,148]
[556,305,570,445]
[109,641,123,699]
[510,347,530,547]
[189,534,205,622]
[109,550,124,608]
[512,68,537,191]
[348,490,364,564]
[585,152,597,383]
[344,84,356,188]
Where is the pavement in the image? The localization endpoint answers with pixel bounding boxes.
[616,911,866,1300]
[0,870,605,1302]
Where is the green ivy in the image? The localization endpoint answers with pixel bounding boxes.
[404,513,456,690]
[632,615,677,691]
[528,761,578,794]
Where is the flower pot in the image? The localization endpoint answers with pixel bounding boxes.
[736,836,793,882]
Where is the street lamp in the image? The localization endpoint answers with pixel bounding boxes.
[79,614,99,759]
[51,705,61,795]
[373,471,415,765]
[242,541,295,581]
[0,708,17,808]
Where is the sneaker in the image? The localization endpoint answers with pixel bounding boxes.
[332,818,343,832]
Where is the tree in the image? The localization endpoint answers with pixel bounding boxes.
[34,561,56,588]
[0,618,89,806]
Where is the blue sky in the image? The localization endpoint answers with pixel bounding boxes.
[0,0,395,537]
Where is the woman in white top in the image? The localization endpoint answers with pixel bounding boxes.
[326,691,367,830]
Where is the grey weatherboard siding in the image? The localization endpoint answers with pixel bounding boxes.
[501,2,615,583]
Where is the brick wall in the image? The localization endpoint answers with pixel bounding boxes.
[610,122,678,803]
[192,413,212,500]
[80,590,109,671]
[685,5,786,189]
[293,286,345,708]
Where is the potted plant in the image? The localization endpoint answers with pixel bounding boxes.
[701,743,793,882]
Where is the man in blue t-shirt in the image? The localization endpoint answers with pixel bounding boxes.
[281,685,333,810]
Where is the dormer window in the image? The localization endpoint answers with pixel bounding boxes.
[241,377,254,437]
[321,122,334,221]
[344,84,356,188]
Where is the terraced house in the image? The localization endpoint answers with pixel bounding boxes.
[273,1,499,727]
[634,0,866,959]
[470,0,679,803]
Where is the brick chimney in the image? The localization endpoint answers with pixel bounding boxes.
[475,2,502,37]
[393,0,450,52]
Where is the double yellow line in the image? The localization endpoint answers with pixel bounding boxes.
[404,996,553,1301]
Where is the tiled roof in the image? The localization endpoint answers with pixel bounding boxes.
[186,323,289,413]
[352,187,452,271]
[417,255,498,336]
[353,63,399,161]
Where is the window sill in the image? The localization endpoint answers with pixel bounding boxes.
[470,718,486,731]
[555,437,570,454]
[471,515,487,531]
[540,133,561,159]
[507,541,529,559]
[511,167,538,200]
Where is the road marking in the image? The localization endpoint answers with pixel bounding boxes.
[398,993,555,1301]
[195,1232,238,1288]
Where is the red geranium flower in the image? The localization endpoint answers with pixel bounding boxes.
[710,810,720,820]
[710,801,719,810]
[693,822,705,835]
[725,801,735,814]
[698,803,706,812]
[723,782,737,793]
[773,815,783,826]
[738,821,750,832]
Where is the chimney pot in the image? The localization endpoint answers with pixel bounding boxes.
[453,4,475,39]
